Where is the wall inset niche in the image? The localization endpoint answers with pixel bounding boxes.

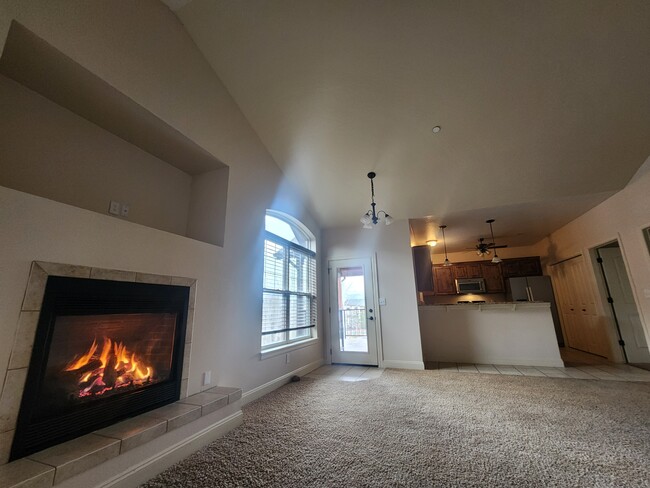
[0,21,228,246]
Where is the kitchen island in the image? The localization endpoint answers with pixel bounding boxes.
[418,302,564,367]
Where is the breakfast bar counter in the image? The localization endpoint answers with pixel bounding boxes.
[418,302,564,367]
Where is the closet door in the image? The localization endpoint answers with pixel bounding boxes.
[552,256,609,357]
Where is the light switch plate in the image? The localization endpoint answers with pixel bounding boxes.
[379,297,387,306]
[202,371,211,386]
[109,200,120,215]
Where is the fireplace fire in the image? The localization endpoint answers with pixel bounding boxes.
[43,312,177,413]
[65,335,155,398]
[11,277,188,461]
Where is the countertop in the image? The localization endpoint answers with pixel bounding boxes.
[419,302,551,311]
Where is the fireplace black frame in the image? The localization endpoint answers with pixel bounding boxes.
[10,276,189,460]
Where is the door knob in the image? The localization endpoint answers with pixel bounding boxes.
[369,308,374,313]
[368,316,374,320]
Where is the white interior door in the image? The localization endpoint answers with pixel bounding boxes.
[599,247,650,363]
[329,258,378,366]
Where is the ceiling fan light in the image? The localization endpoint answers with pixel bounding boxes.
[491,256,502,264]
[443,258,453,267]
[427,240,438,247]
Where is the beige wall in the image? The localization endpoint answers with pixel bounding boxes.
[0,0,322,404]
[537,157,650,352]
[0,74,193,235]
[322,220,424,369]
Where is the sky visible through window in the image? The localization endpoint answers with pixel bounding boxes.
[265,215,298,243]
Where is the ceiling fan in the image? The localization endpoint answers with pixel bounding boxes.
[468,237,508,256]
[466,219,508,260]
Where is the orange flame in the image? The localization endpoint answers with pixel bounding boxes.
[99,339,112,369]
[63,337,155,397]
[65,339,98,371]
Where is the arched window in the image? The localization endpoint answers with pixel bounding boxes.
[262,211,317,349]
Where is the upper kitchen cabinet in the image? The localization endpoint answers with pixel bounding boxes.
[433,266,456,295]
[480,262,505,293]
[501,257,542,278]
[452,263,482,279]
[412,246,434,292]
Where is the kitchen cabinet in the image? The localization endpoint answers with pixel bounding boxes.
[480,262,505,293]
[501,257,542,278]
[433,266,456,295]
[452,263,482,279]
[427,255,541,296]
[412,246,434,292]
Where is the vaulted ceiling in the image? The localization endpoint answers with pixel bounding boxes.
[165,0,650,248]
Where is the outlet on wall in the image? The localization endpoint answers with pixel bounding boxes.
[108,200,120,215]
[120,204,130,217]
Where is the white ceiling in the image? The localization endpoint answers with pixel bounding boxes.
[166,0,650,243]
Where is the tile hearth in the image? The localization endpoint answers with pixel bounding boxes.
[0,386,242,488]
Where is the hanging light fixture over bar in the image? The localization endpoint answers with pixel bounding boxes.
[360,172,393,228]
[486,219,502,264]
[439,225,452,266]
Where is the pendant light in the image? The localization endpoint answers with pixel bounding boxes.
[439,225,452,266]
[486,219,502,264]
[360,172,393,228]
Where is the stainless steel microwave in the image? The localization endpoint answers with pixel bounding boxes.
[455,278,486,294]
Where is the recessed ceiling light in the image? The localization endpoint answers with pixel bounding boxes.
[432,126,441,133]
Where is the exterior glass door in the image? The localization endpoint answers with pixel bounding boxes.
[329,258,378,365]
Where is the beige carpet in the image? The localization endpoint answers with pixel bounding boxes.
[142,369,650,487]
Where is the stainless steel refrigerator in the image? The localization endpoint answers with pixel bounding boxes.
[508,276,564,346]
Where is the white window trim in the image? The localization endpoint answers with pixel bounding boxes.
[259,337,319,360]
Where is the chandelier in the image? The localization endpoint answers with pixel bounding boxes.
[360,172,393,228]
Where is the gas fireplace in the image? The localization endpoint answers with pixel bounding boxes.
[11,276,189,460]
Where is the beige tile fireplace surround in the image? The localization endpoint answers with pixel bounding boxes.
[0,262,242,488]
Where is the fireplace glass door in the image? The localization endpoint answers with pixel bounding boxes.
[39,313,177,420]
[11,276,189,460]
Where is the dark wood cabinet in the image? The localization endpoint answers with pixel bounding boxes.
[501,257,542,278]
[433,266,456,295]
[412,246,434,292]
[480,262,505,293]
[427,256,541,296]
[452,263,482,279]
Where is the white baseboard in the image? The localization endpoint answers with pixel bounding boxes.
[382,360,425,370]
[99,410,243,488]
[242,358,324,405]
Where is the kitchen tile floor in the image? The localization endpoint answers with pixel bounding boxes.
[307,349,650,383]
[422,347,650,382]
[424,361,650,382]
